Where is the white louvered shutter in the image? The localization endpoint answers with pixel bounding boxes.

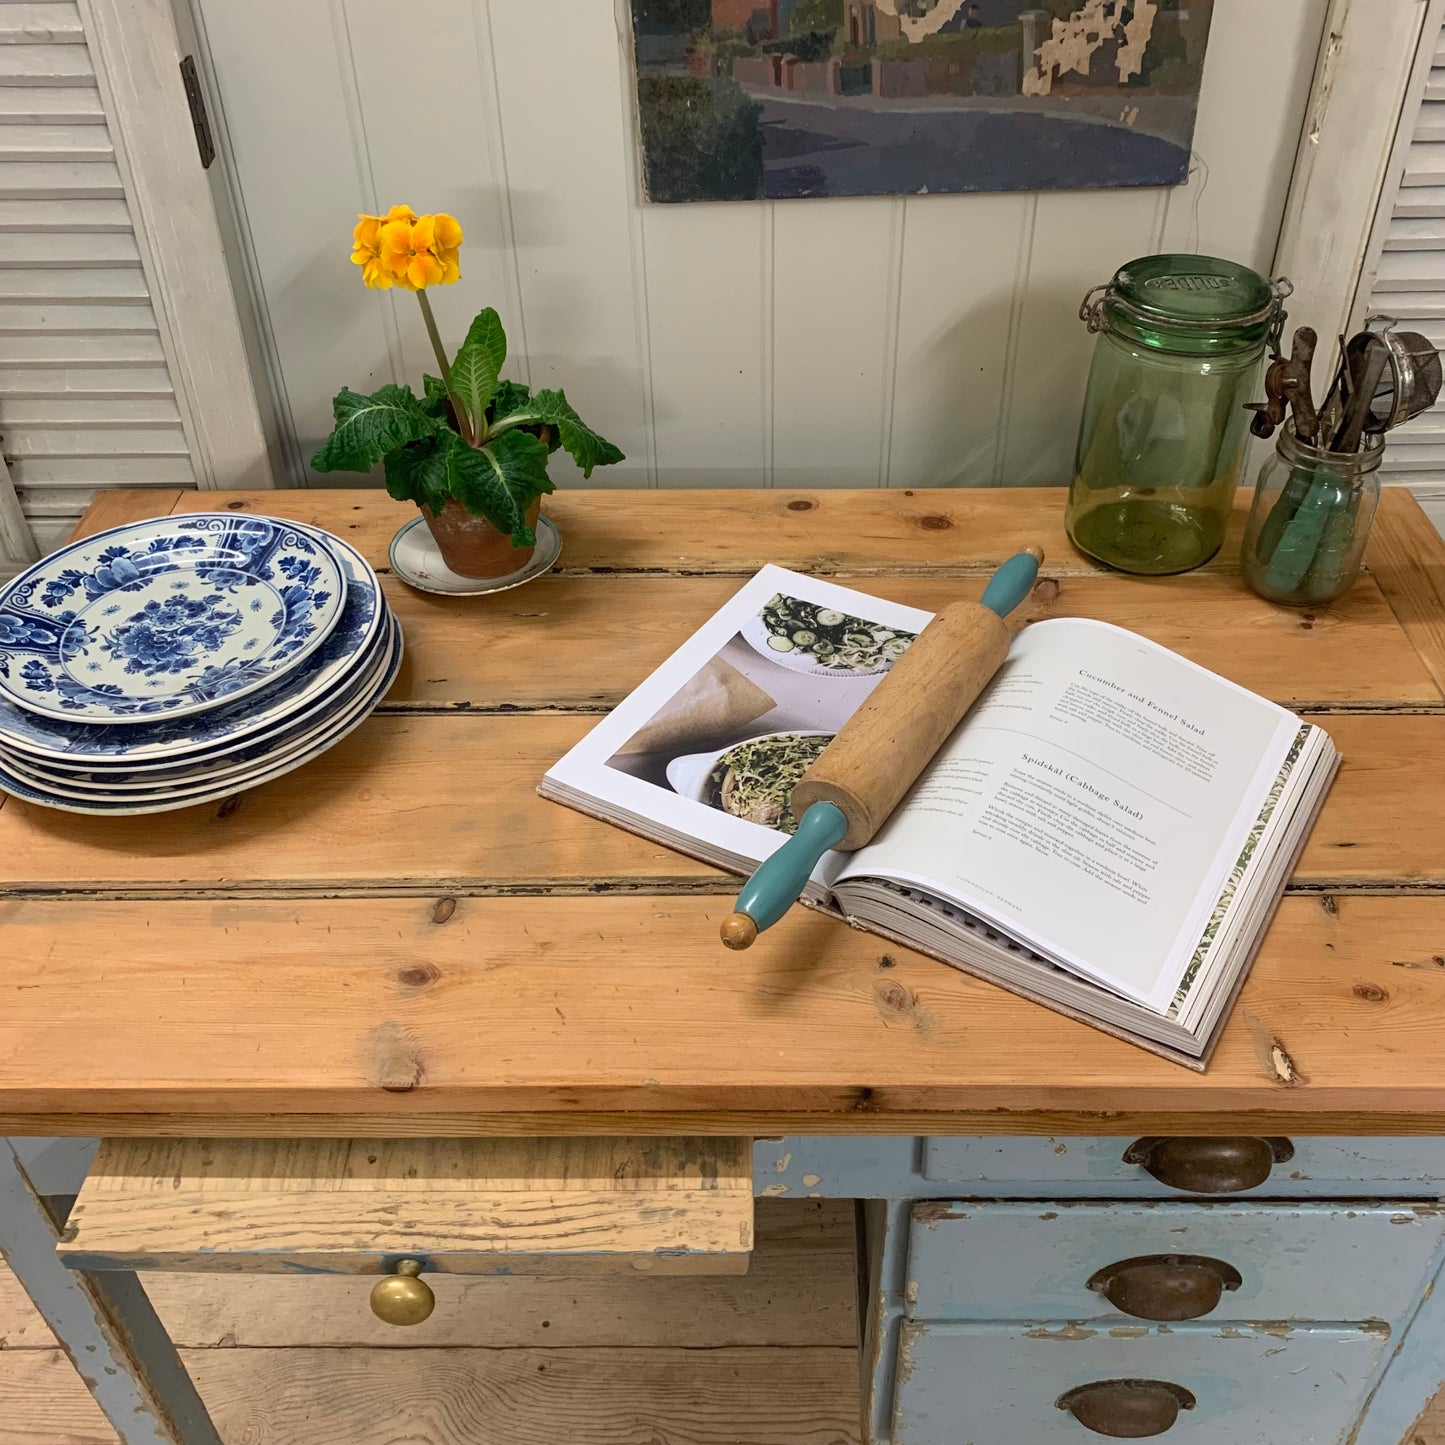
[0,0,197,578]
[1366,16,1445,532]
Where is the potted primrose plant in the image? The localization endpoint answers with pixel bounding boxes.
[311,205,623,578]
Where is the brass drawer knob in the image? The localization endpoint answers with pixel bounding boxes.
[1057,1380,1196,1438]
[1087,1254,1243,1321]
[1123,1136,1294,1194]
[370,1259,435,1327]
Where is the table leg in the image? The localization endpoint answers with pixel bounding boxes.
[1,1139,223,1445]
[861,1198,912,1445]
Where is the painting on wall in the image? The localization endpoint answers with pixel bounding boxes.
[629,0,1214,202]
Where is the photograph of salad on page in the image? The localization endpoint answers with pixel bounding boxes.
[604,592,916,832]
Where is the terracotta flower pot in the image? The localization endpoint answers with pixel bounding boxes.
[421,498,540,579]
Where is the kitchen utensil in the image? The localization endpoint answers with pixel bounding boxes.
[1247,327,1318,443]
[1246,355,1290,439]
[1286,326,1319,444]
[719,548,1043,949]
[1317,332,1349,444]
[1360,320,1442,432]
[1332,334,1389,454]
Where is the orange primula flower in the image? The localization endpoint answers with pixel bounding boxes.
[379,211,463,291]
[352,204,418,289]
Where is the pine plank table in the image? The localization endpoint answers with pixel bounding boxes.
[3,484,1445,1445]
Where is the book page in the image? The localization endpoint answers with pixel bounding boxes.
[838,618,1300,1011]
[542,566,932,876]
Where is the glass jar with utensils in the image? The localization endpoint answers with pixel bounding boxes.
[1242,317,1442,606]
[1242,425,1383,606]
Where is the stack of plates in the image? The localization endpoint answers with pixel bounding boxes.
[0,513,402,815]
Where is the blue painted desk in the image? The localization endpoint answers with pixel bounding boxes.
[4,486,1445,1444]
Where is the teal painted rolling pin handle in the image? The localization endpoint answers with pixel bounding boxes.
[720,547,1043,950]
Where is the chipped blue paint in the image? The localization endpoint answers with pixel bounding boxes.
[754,1136,921,1198]
[892,1320,1388,1444]
[904,1200,1445,1325]
[11,1128,1443,1445]
[753,1136,1445,1200]
[1350,1242,1445,1445]
[0,1140,221,1445]
[769,1137,1445,1443]
[70,1249,733,1277]
[920,1137,1445,1199]
[862,1199,914,1445]
[61,1254,166,1273]
[8,1136,97,1194]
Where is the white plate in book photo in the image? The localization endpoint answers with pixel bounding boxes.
[665,729,834,829]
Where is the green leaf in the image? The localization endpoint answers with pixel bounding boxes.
[462,307,508,378]
[384,427,551,545]
[446,308,509,440]
[451,429,553,546]
[489,379,532,423]
[383,427,462,515]
[556,409,623,477]
[448,347,499,443]
[489,379,554,451]
[310,384,436,474]
[418,373,451,422]
[490,386,624,477]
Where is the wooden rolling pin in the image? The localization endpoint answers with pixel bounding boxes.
[720,546,1043,949]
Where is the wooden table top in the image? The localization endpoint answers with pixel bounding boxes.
[3,485,1445,1139]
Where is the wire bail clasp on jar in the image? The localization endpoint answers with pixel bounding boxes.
[1264,276,1293,354]
[1079,284,1110,334]
[1078,275,1293,339]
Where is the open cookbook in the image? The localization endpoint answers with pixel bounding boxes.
[541,566,1340,1068]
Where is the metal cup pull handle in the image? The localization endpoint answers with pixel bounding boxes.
[1087,1254,1243,1322]
[1123,1136,1294,1194]
[1057,1379,1197,1438]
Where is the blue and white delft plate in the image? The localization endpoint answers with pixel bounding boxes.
[6,612,397,791]
[0,613,400,803]
[0,618,403,815]
[0,514,346,724]
[0,525,383,765]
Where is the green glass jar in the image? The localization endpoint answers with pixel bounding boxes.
[1065,254,1290,575]
[1242,423,1383,606]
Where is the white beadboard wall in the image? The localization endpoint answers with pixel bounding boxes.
[196,0,1329,494]
[0,0,196,574]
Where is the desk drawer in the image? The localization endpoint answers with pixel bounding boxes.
[920,1136,1445,1197]
[58,1137,753,1278]
[892,1320,1386,1445]
[906,1201,1445,1324]
[756,1136,1445,1200]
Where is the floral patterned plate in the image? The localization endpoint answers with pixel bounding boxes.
[6,613,396,790]
[0,514,346,724]
[0,619,403,815]
[0,614,399,802]
[0,524,381,764]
